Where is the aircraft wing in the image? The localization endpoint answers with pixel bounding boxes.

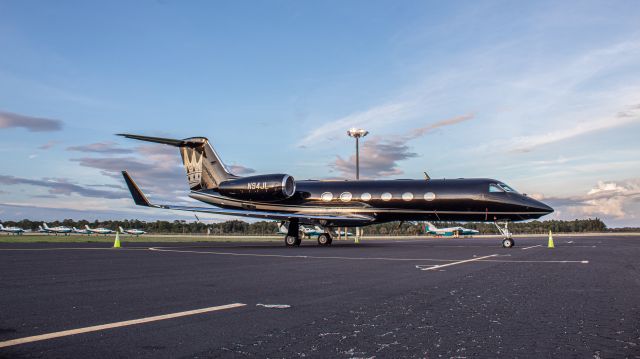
[121,171,374,224]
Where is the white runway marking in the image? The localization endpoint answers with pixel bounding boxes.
[521,244,542,250]
[481,259,589,264]
[148,247,474,262]
[256,303,291,309]
[149,247,591,265]
[414,257,589,270]
[416,254,499,271]
[0,303,246,348]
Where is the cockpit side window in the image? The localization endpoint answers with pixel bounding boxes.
[498,183,517,193]
[489,184,504,193]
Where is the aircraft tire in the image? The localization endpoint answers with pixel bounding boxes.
[502,238,514,248]
[317,233,332,246]
[285,235,300,247]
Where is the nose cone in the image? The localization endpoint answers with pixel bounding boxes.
[539,201,554,214]
[527,197,554,214]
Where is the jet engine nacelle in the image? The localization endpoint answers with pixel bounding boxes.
[217,174,296,201]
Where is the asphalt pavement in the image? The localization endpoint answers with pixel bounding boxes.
[0,235,638,358]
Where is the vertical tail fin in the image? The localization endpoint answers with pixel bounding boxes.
[425,222,437,231]
[85,225,91,230]
[118,134,237,190]
[0,224,4,230]
[119,226,125,233]
[43,222,49,229]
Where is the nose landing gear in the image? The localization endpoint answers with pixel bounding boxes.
[501,237,514,248]
[494,220,514,248]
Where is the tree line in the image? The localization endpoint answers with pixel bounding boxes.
[1,218,632,235]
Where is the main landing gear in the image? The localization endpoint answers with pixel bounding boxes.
[283,220,333,247]
[317,233,332,246]
[494,220,514,248]
[284,219,301,247]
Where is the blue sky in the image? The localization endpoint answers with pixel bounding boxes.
[1,0,639,226]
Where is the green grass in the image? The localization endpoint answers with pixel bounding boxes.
[0,234,281,243]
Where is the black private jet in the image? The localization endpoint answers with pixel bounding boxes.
[119,134,553,248]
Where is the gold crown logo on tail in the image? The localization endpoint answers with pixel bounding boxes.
[181,147,204,189]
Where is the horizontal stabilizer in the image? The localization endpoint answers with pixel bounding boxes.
[119,133,234,190]
[117,134,186,147]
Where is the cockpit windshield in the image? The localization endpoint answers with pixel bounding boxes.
[489,184,504,193]
[498,183,518,193]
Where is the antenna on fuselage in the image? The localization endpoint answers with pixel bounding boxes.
[423,172,430,180]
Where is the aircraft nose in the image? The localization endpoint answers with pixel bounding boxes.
[527,197,554,213]
[539,202,554,213]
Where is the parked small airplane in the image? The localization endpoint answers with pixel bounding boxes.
[119,226,146,236]
[334,229,353,237]
[42,223,72,235]
[72,227,91,235]
[0,223,25,235]
[425,222,479,237]
[302,225,324,238]
[277,223,323,238]
[84,225,115,235]
[119,133,553,248]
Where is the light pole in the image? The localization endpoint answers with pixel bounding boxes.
[347,128,369,180]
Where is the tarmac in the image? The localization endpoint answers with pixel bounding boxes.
[0,235,638,358]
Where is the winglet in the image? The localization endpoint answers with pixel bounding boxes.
[122,171,151,206]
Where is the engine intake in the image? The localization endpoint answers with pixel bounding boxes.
[217,174,296,201]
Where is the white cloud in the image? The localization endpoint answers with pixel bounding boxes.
[38,140,59,150]
[543,178,640,224]
[297,101,414,147]
[505,104,640,153]
[331,114,473,178]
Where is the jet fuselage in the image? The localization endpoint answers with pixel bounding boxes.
[190,178,553,226]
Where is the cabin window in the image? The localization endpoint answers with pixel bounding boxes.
[381,192,392,201]
[360,192,372,201]
[340,192,352,202]
[321,192,333,201]
[489,184,504,193]
[402,192,413,201]
[424,192,436,201]
[499,183,517,193]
